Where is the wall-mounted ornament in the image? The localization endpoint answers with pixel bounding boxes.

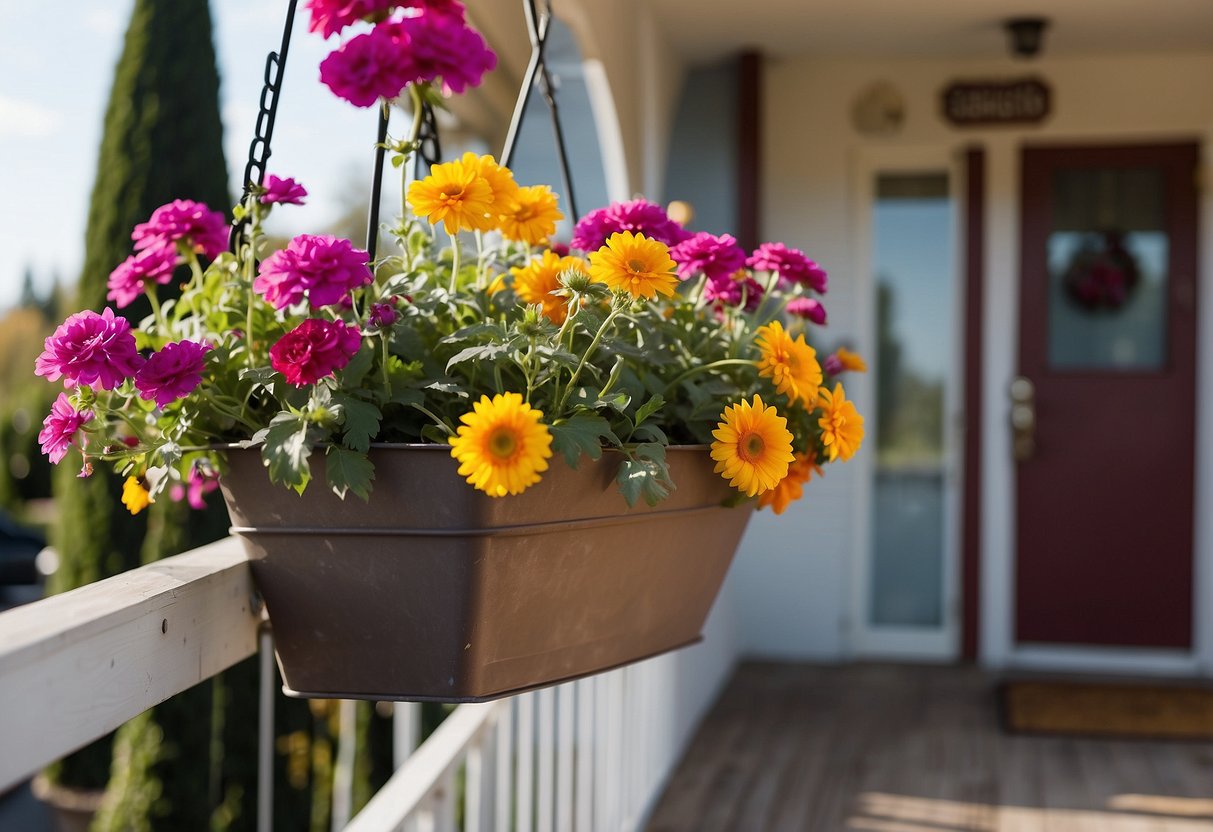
[852,81,906,136]
[942,77,1050,127]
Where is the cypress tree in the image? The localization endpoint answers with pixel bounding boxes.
[48,0,236,818]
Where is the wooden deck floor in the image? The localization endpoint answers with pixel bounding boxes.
[646,663,1213,832]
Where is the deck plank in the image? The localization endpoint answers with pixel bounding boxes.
[645,663,1213,832]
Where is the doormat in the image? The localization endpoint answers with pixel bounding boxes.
[1000,681,1213,741]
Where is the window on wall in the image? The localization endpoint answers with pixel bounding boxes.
[868,172,956,631]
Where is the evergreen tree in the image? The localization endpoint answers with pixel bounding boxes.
[48,0,237,819]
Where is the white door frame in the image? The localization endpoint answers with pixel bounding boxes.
[849,145,966,661]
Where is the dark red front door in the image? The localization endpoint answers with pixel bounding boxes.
[1016,143,1199,649]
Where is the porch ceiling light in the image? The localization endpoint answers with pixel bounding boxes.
[1005,17,1049,59]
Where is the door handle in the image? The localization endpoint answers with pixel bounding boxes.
[1009,376,1035,461]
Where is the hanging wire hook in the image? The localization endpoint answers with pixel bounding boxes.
[500,0,579,222]
[230,0,300,255]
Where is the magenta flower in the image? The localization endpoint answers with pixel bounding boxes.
[368,302,399,328]
[669,232,747,282]
[747,243,827,294]
[320,21,418,107]
[132,200,228,261]
[170,466,220,510]
[261,174,309,206]
[38,393,93,464]
[270,319,363,386]
[135,340,212,407]
[572,199,690,252]
[35,308,144,390]
[786,297,827,325]
[401,13,496,95]
[306,0,398,38]
[255,234,374,310]
[703,274,763,311]
[822,354,844,376]
[107,246,181,308]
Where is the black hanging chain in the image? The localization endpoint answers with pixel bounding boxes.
[500,0,579,222]
[232,0,573,260]
[229,0,300,255]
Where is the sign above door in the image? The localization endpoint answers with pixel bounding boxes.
[941,78,1051,127]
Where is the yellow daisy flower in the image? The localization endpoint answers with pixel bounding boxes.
[498,184,564,245]
[450,392,554,497]
[757,451,823,515]
[122,475,152,515]
[460,152,520,213]
[511,250,585,324]
[588,231,679,300]
[817,383,864,462]
[407,157,496,234]
[755,320,823,406]
[710,395,795,497]
[834,347,868,373]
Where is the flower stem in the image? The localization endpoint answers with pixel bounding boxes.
[555,296,626,414]
[408,402,454,437]
[448,232,461,292]
[664,358,756,392]
[380,332,391,395]
[146,289,168,335]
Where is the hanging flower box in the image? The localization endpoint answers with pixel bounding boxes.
[31,0,865,701]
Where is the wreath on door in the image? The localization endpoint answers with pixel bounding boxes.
[1063,230,1139,311]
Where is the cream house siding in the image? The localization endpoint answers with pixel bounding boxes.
[736,51,1213,668]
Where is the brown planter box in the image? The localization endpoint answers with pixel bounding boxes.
[220,445,751,702]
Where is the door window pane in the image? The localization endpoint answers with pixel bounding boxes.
[869,173,954,628]
[1047,168,1169,371]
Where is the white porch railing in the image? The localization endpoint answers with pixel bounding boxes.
[0,541,731,831]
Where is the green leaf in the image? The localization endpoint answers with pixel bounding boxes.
[550,412,616,468]
[334,395,381,453]
[261,414,312,494]
[616,443,674,507]
[390,388,426,407]
[445,342,510,373]
[633,394,665,427]
[341,345,375,388]
[325,446,375,501]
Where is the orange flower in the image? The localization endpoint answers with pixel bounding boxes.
[588,232,678,300]
[817,383,864,462]
[512,251,586,324]
[834,347,867,373]
[758,451,823,515]
[498,185,563,245]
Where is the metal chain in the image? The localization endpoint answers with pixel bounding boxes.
[229,0,300,254]
[231,0,574,260]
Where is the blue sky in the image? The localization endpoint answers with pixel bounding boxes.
[0,0,393,312]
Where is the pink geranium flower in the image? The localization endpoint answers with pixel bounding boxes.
[747,242,828,294]
[786,297,827,325]
[703,274,763,311]
[270,319,363,386]
[401,13,496,95]
[368,302,399,328]
[132,199,228,260]
[170,466,220,510]
[38,393,93,464]
[107,246,181,308]
[572,199,690,253]
[261,174,308,205]
[255,234,374,310]
[669,232,747,282]
[35,308,144,390]
[319,21,419,107]
[135,340,212,407]
[306,0,397,38]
